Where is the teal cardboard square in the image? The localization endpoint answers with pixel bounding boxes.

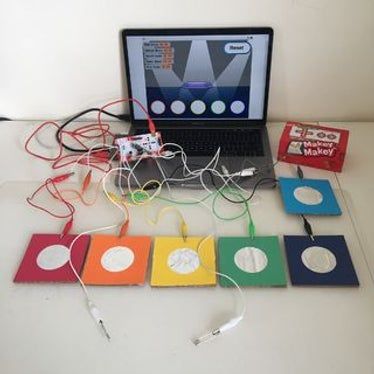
[278,177,342,216]
[218,236,287,287]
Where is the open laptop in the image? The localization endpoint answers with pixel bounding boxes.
[121,27,275,188]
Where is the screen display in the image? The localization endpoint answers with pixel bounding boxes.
[126,33,270,121]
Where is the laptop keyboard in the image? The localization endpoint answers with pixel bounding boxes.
[150,128,264,157]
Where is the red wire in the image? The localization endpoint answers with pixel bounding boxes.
[25,121,63,161]
[26,178,75,219]
[98,98,156,144]
[25,121,114,161]
[51,153,112,172]
[24,98,148,233]
[65,123,114,142]
[25,98,150,164]
[59,125,113,151]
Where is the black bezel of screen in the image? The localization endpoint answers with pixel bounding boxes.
[121,27,273,128]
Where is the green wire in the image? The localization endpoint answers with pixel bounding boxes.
[123,184,256,236]
[158,187,249,222]
[157,192,212,205]
[211,188,249,221]
[216,187,255,237]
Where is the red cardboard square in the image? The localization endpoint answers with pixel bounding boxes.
[14,234,90,283]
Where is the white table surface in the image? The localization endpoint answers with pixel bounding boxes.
[0,121,373,374]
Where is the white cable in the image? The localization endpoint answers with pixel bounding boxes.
[48,123,270,345]
[163,196,246,345]
[118,139,259,203]
[68,143,118,176]
[121,141,262,207]
[35,128,260,342]
[118,138,275,215]
[154,158,172,194]
[193,235,245,345]
[67,223,118,341]
[122,142,222,195]
[66,166,128,341]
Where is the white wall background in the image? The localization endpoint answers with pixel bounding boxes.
[0,0,373,121]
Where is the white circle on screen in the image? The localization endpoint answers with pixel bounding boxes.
[171,100,186,115]
[190,100,206,115]
[101,246,135,272]
[230,100,245,114]
[293,186,323,205]
[234,247,268,273]
[36,244,70,271]
[211,100,226,114]
[167,248,200,274]
[301,246,337,273]
[150,100,166,114]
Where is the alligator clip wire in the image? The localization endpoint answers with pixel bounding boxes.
[180,221,189,242]
[248,220,256,239]
[51,172,75,184]
[27,174,75,219]
[104,191,130,237]
[27,173,75,238]
[297,165,304,179]
[301,214,314,241]
[145,206,188,240]
[61,217,74,239]
[119,219,129,238]
[81,170,92,193]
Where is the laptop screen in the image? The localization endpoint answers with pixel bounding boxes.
[123,29,272,122]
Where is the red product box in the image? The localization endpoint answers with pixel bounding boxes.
[277,122,349,172]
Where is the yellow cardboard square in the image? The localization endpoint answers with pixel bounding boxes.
[150,236,216,287]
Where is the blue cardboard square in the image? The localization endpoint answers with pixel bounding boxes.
[284,235,359,286]
[278,177,341,215]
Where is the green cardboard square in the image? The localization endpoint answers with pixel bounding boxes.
[218,236,287,287]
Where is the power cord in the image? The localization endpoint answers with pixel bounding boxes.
[55,108,130,152]
[209,175,278,204]
[167,161,278,204]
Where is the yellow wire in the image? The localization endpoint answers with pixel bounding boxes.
[144,205,188,240]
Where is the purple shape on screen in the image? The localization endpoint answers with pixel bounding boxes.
[182,81,213,89]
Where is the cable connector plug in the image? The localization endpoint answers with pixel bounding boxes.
[222,167,257,178]
[238,167,258,178]
[193,316,243,346]
[87,300,111,341]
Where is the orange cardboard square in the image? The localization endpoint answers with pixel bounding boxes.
[81,235,151,285]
